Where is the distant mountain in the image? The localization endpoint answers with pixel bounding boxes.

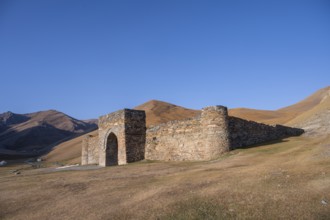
[0,111,30,133]
[0,110,97,159]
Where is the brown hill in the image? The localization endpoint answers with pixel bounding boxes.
[230,86,330,125]
[0,110,97,159]
[278,86,330,114]
[134,100,200,127]
[286,87,330,135]
[228,108,288,124]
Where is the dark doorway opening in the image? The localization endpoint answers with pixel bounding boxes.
[106,133,118,166]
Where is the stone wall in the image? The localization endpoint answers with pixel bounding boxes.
[228,116,304,149]
[146,117,204,161]
[125,110,146,163]
[81,135,99,165]
[145,106,230,161]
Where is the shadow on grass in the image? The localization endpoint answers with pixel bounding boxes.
[233,139,290,150]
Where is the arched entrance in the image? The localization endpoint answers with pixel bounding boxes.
[105,133,118,166]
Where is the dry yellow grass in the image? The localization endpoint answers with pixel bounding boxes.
[0,134,329,219]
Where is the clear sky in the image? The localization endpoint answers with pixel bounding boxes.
[0,0,329,119]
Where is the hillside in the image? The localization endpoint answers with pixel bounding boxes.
[43,130,98,164]
[0,110,97,159]
[134,100,200,127]
[278,86,330,115]
[228,108,287,124]
[286,88,330,135]
[230,86,330,125]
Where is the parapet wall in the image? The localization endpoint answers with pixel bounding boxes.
[228,116,304,149]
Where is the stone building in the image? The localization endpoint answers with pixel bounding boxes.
[82,106,303,166]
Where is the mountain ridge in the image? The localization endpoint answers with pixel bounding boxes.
[0,110,97,159]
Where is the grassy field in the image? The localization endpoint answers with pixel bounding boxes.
[1,135,329,219]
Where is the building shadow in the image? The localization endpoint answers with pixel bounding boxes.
[231,138,290,150]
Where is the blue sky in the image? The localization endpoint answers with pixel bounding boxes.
[0,0,329,119]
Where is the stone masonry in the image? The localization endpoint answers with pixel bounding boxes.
[81,134,98,165]
[82,105,304,166]
[82,109,146,167]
